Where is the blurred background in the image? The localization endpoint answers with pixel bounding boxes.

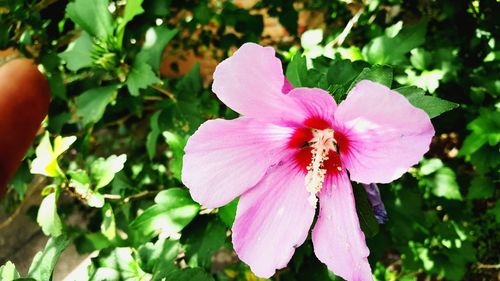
[0,0,498,280]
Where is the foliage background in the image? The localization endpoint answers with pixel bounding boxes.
[0,0,498,280]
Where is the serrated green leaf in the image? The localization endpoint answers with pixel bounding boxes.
[396,86,458,118]
[37,191,63,236]
[76,85,118,125]
[66,0,113,39]
[129,188,200,239]
[27,235,70,281]
[59,31,93,71]
[0,261,20,280]
[91,154,127,189]
[347,65,393,93]
[127,60,161,96]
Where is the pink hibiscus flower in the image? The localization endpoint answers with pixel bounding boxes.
[182,43,434,280]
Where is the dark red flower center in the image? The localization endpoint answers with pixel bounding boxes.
[288,116,349,206]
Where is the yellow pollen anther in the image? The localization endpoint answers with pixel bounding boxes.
[305,129,336,207]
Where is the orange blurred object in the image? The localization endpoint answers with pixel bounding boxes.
[0,58,50,197]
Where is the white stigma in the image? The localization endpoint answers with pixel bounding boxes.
[305,129,336,207]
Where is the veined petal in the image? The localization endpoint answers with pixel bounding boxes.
[212,43,293,119]
[334,80,434,184]
[182,117,294,208]
[312,173,373,281]
[286,87,337,127]
[232,160,315,278]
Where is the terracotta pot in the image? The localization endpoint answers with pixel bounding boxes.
[0,58,50,197]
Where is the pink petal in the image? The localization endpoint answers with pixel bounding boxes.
[282,77,294,94]
[182,117,294,208]
[312,173,373,281]
[334,80,434,184]
[232,160,315,278]
[212,43,292,118]
[286,87,337,126]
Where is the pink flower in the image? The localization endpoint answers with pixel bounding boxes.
[182,43,434,280]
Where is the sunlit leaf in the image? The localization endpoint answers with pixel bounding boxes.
[91,154,127,189]
[59,31,93,71]
[28,235,70,281]
[0,261,20,280]
[37,191,63,236]
[129,188,200,239]
[66,0,113,39]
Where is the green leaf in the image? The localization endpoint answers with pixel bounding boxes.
[59,31,93,71]
[101,203,117,240]
[396,86,458,118]
[68,170,105,208]
[66,0,113,39]
[126,59,162,96]
[76,85,118,126]
[218,198,238,227]
[28,235,70,281]
[164,268,214,281]
[363,20,427,64]
[129,188,200,239]
[146,111,162,160]
[176,63,202,94]
[410,48,431,70]
[431,167,462,200]
[352,183,379,238]
[286,53,308,87]
[162,131,188,181]
[90,248,150,281]
[419,158,444,176]
[460,109,500,156]
[467,176,495,199]
[347,65,393,93]
[0,261,20,280]
[182,217,226,267]
[326,60,368,101]
[138,27,178,71]
[37,191,64,236]
[138,238,179,280]
[91,154,127,189]
[286,53,326,88]
[117,0,145,46]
